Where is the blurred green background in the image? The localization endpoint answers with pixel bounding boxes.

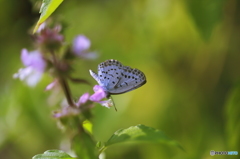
[0,0,239,158]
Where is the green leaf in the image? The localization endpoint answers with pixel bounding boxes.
[101,124,184,153]
[225,84,240,150]
[33,0,64,33]
[32,149,75,159]
[83,120,93,134]
[72,132,98,159]
[186,0,224,40]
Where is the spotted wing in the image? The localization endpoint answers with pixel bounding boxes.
[107,64,146,95]
[90,59,146,95]
[97,59,123,89]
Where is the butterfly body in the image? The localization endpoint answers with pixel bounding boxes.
[90,59,146,97]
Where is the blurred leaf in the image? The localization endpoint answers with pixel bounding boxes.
[72,132,98,159]
[100,124,184,153]
[83,120,93,134]
[225,84,240,150]
[33,0,64,33]
[32,149,75,159]
[186,0,224,40]
[96,141,102,148]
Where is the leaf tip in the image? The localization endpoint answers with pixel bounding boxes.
[33,21,41,34]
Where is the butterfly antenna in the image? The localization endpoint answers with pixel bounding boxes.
[110,96,117,111]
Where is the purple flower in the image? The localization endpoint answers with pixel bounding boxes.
[76,93,90,107]
[13,49,46,87]
[89,85,113,108]
[89,85,107,102]
[72,35,98,59]
[21,49,46,72]
[73,35,90,53]
[53,106,80,118]
[35,25,64,50]
[45,79,59,91]
[54,93,91,118]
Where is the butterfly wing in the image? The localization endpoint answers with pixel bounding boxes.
[90,59,123,87]
[98,59,123,89]
[90,59,146,95]
[89,70,101,85]
[107,65,146,94]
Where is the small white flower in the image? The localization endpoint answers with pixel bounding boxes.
[13,67,43,87]
[98,99,114,108]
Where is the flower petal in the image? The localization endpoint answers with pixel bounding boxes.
[80,51,99,60]
[45,79,59,91]
[73,35,91,54]
[97,99,114,108]
[24,69,43,87]
[21,49,46,72]
[90,85,107,102]
[13,67,43,87]
[76,93,90,107]
[53,106,80,118]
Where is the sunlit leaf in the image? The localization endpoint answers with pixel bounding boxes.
[33,0,64,33]
[83,120,93,134]
[100,124,184,153]
[32,149,75,159]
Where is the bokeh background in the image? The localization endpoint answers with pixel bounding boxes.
[0,0,239,158]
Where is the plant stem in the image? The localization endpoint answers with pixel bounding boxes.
[98,146,107,155]
[58,77,75,107]
[51,51,75,107]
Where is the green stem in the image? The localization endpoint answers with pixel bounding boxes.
[98,146,107,155]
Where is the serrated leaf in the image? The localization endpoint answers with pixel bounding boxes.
[33,0,64,33]
[32,149,75,159]
[102,124,184,152]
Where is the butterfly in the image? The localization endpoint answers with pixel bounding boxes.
[89,59,146,98]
